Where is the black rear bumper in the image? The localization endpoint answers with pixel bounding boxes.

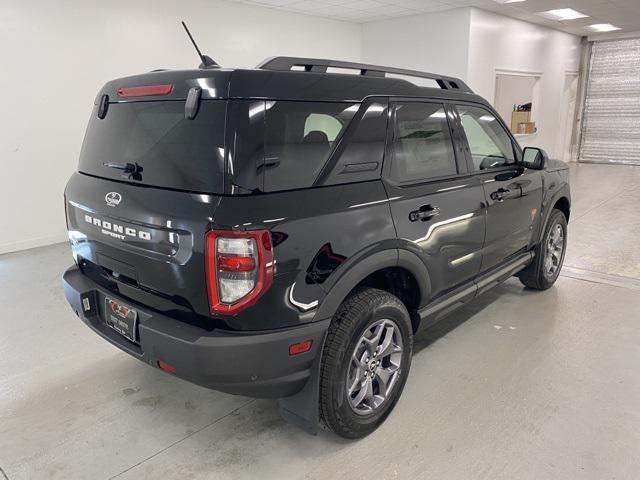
[62,265,329,398]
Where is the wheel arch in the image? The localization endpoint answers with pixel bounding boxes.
[538,185,571,243]
[314,248,431,330]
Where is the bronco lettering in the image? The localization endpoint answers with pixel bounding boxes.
[84,214,151,241]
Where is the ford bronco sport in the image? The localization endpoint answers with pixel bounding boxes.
[63,56,570,439]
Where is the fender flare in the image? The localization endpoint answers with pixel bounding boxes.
[314,248,431,320]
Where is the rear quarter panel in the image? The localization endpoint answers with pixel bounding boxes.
[213,180,397,330]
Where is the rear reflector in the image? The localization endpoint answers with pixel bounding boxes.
[289,340,313,356]
[157,360,177,374]
[117,84,174,98]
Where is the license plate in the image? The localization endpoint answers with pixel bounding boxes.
[105,297,138,343]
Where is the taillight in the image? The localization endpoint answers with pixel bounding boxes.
[205,230,274,315]
[63,193,69,230]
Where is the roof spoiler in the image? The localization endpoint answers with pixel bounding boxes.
[256,56,472,93]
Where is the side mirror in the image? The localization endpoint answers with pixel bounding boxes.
[521,147,548,170]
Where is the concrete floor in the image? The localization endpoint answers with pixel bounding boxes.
[1,163,640,480]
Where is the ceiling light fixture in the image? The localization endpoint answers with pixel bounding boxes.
[588,23,621,32]
[492,0,526,4]
[538,8,588,21]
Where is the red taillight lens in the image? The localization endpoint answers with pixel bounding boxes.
[217,255,256,272]
[205,230,274,315]
[117,84,174,98]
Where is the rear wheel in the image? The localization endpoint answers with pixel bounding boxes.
[319,288,413,439]
[519,208,567,290]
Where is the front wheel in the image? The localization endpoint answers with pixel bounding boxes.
[518,208,568,290]
[319,288,413,439]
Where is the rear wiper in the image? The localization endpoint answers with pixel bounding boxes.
[103,162,143,181]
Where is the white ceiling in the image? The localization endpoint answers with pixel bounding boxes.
[229,0,640,35]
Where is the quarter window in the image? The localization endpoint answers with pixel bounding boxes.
[456,105,515,170]
[264,101,357,191]
[391,102,457,183]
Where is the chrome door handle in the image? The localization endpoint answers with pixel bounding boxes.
[490,188,510,202]
[409,205,441,222]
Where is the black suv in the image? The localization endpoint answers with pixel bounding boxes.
[63,57,570,439]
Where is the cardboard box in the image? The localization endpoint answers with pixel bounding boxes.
[511,111,531,132]
[515,121,536,135]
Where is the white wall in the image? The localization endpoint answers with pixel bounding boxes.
[0,0,361,254]
[467,8,582,156]
[361,9,472,81]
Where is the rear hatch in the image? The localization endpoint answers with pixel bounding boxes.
[66,71,231,329]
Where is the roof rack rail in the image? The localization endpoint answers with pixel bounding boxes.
[256,56,472,93]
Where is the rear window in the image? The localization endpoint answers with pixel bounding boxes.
[79,100,226,193]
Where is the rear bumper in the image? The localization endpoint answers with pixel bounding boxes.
[62,265,329,398]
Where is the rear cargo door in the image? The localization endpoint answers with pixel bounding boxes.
[66,98,229,327]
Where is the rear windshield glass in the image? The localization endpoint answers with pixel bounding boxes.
[79,100,226,193]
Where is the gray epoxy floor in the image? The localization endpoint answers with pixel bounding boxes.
[1,163,640,480]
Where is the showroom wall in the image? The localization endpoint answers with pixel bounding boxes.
[466,8,582,159]
[360,8,472,82]
[362,7,582,158]
[0,0,361,254]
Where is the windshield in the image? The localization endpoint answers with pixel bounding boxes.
[79,100,227,193]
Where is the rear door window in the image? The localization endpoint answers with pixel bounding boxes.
[79,100,226,193]
[264,101,358,192]
[390,102,458,183]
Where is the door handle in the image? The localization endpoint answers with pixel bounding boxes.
[409,204,440,222]
[490,188,511,202]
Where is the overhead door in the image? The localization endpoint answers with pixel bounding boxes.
[579,39,640,165]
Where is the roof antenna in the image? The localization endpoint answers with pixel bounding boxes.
[181,21,218,69]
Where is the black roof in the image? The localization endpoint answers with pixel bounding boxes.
[98,57,486,105]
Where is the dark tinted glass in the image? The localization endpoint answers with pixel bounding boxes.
[264,101,358,192]
[79,100,226,193]
[226,100,266,193]
[456,104,515,170]
[391,102,457,183]
[322,101,389,186]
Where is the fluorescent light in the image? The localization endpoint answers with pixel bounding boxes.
[538,8,588,21]
[588,23,621,32]
[492,0,526,3]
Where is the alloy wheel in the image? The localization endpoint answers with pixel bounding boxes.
[346,318,403,415]
[544,222,565,278]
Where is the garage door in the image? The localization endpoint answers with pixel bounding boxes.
[579,39,640,165]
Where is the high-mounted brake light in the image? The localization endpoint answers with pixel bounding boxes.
[117,84,174,98]
[205,230,274,315]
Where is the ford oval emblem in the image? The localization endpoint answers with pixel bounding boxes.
[105,192,122,207]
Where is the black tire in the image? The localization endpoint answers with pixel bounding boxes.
[319,288,413,439]
[518,208,568,290]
